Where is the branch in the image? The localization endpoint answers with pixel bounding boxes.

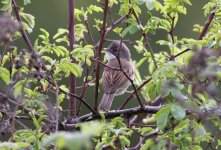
[198,8,216,40]
[131,8,157,69]
[94,0,109,111]
[91,58,121,71]
[84,19,95,46]
[68,0,77,119]
[169,8,216,61]
[0,92,52,124]
[64,105,162,128]
[12,0,34,52]
[168,14,175,44]
[44,76,97,115]
[116,55,144,108]
[94,12,131,49]
[126,129,161,150]
[77,61,90,115]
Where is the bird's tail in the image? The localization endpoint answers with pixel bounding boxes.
[98,93,115,111]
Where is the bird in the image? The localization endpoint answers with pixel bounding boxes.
[99,41,134,111]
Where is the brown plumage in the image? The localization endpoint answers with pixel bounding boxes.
[99,41,134,111]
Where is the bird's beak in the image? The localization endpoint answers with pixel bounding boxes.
[103,48,108,52]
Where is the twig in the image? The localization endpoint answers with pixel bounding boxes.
[198,8,215,40]
[114,39,144,108]
[169,8,216,61]
[84,19,95,46]
[168,14,175,44]
[94,12,132,49]
[130,8,157,69]
[91,58,121,71]
[77,60,90,116]
[12,0,34,52]
[0,92,52,123]
[105,39,135,45]
[119,77,152,109]
[54,83,59,133]
[44,76,97,115]
[68,0,77,119]
[126,129,161,150]
[94,0,109,111]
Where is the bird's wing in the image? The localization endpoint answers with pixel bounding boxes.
[102,59,134,94]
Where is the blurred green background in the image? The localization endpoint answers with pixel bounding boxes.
[14,0,208,113]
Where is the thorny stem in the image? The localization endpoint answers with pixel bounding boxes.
[68,0,77,119]
[12,0,34,52]
[94,0,109,111]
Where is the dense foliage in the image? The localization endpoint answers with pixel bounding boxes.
[0,0,221,149]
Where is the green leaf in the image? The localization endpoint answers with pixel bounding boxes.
[183,0,192,5]
[155,105,171,130]
[122,23,138,37]
[0,67,10,85]
[40,28,49,38]
[0,0,12,11]
[120,135,130,147]
[145,0,155,10]
[87,5,103,14]
[13,80,24,98]
[174,119,189,134]
[24,0,31,5]
[58,58,82,77]
[171,105,186,120]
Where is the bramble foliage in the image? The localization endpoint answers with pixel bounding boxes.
[0,0,221,149]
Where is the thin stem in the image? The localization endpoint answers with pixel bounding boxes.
[168,14,175,44]
[119,77,152,109]
[126,129,161,150]
[198,8,215,40]
[12,0,34,52]
[55,83,59,133]
[131,8,157,69]
[68,0,77,119]
[91,58,121,71]
[0,92,52,123]
[169,8,216,61]
[94,0,109,111]
[84,19,95,46]
[45,76,97,115]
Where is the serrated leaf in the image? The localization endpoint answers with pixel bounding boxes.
[171,105,186,120]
